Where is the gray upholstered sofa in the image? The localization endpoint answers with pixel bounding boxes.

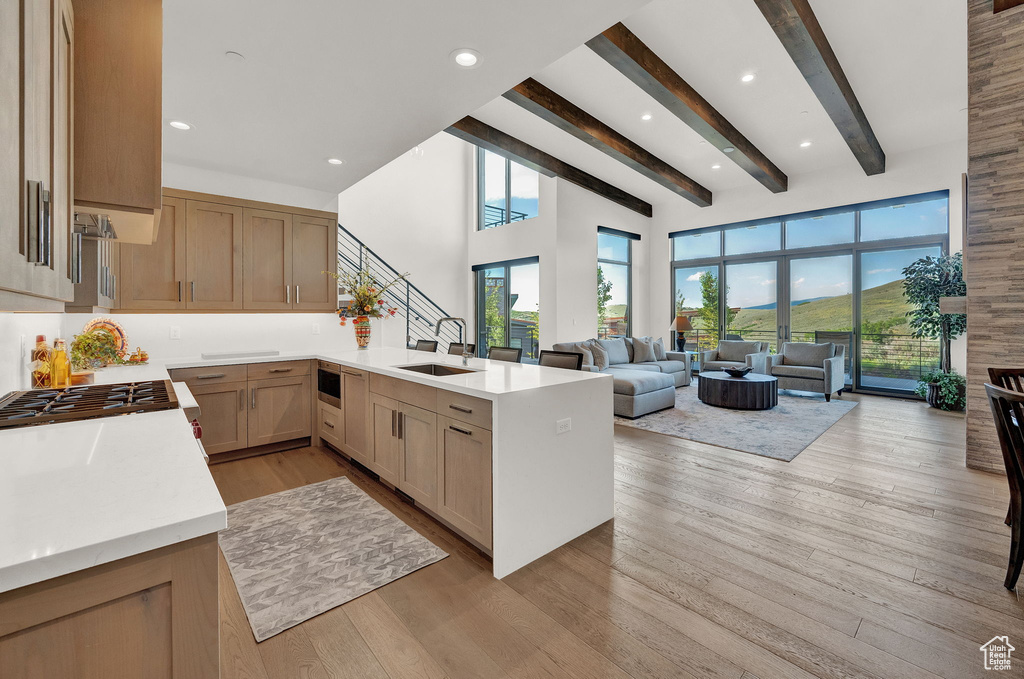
[701,340,771,373]
[552,337,690,418]
[768,341,846,401]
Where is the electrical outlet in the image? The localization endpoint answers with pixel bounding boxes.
[169,325,181,340]
[312,323,321,335]
[556,418,571,435]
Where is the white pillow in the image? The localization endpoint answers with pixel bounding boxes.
[652,337,667,361]
[631,336,657,363]
[572,341,594,366]
[588,340,610,371]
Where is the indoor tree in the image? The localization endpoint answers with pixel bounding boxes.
[902,252,966,374]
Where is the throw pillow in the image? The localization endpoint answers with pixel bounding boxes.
[621,337,635,362]
[589,340,610,371]
[596,337,630,365]
[631,336,657,363]
[572,341,594,367]
[652,337,667,361]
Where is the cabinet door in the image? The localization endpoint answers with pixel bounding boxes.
[341,368,369,463]
[318,403,342,449]
[248,375,311,447]
[120,197,186,309]
[437,416,492,549]
[51,0,74,302]
[291,215,336,311]
[189,381,247,455]
[369,394,400,483]
[186,200,243,310]
[398,403,438,511]
[243,208,292,310]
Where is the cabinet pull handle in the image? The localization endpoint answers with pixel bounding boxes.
[286,285,290,304]
[178,281,182,302]
[71,232,83,284]
[26,180,40,263]
[190,281,196,302]
[449,404,473,414]
[269,367,293,373]
[296,285,300,304]
[448,425,472,436]
[342,369,362,377]
[238,388,244,411]
[40,186,51,267]
[398,412,404,440]
[113,273,117,301]
[196,373,226,379]
[323,420,335,429]
[251,388,256,409]
[392,410,397,437]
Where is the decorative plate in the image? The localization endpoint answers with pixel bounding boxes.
[723,366,752,378]
[82,317,129,356]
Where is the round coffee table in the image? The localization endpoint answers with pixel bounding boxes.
[697,371,778,410]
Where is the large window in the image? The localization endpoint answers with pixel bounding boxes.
[477,148,539,230]
[670,190,949,395]
[474,257,540,359]
[598,227,638,338]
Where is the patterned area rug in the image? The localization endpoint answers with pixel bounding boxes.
[615,380,857,461]
[220,477,447,642]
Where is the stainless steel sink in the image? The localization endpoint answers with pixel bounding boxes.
[398,363,480,377]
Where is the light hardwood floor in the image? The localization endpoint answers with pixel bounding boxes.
[210,392,1019,679]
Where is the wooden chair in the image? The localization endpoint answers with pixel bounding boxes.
[487,346,522,363]
[447,342,476,356]
[538,350,584,370]
[985,383,1024,590]
[989,368,1024,525]
[413,340,438,352]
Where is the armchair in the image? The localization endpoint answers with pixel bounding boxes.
[701,340,771,374]
[768,342,846,401]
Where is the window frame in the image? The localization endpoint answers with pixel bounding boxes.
[476,147,538,230]
[597,226,639,339]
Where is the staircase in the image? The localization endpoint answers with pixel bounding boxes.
[337,223,463,350]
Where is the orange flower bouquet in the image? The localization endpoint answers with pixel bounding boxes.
[324,262,406,348]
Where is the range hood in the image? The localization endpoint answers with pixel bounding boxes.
[72,205,161,244]
[74,211,118,239]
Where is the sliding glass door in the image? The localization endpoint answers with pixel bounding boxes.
[474,258,540,360]
[788,254,853,385]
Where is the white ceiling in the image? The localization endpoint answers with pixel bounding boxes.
[161,0,649,194]
[471,0,967,211]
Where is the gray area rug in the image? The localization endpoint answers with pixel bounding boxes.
[220,477,447,642]
[615,379,857,461]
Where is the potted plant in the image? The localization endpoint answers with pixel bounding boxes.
[915,370,967,411]
[902,252,967,408]
[70,328,121,370]
[323,255,407,349]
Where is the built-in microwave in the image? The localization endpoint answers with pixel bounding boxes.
[317,361,341,408]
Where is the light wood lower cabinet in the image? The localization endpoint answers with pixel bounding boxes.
[370,393,401,483]
[340,368,369,464]
[248,374,311,447]
[437,415,492,549]
[0,534,218,679]
[398,403,438,511]
[188,380,247,455]
[318,403,342,449]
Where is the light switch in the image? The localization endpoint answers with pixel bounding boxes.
[169,326,181,340]
[557,418,571,435]
[312,323,321,335]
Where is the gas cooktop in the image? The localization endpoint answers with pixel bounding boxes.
[0,381,179,430]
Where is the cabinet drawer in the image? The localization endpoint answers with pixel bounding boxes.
[169,364,248,385]
[370,373,436,411]
[436,390,492,430]
[247,360,311,381]
[318,403,342,448]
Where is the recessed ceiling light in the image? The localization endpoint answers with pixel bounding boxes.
[741,73,755,83]
[327,158,344,165]
[711,164,721,170]
[451,48,481,68]
[800,140,813,148]
[723,146,735,153]
[800,110,809,116]
[169,120,191,130]
[640,112,652,121]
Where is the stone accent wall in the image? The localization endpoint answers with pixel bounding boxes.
[966,0,1024,472]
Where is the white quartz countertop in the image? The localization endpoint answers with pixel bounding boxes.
[0,407,226,593]
[127,347,608,399]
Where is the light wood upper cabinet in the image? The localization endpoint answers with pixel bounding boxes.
[120,196,186,309]
[398,403,438,511]
[244,209,292,310]
[291,215,336,311]
[437,415,492,549]
[74,0,162,241]
[189,381,247,455]
[248,375,311,447]
[370,394,401,483]
[186,200,243,310]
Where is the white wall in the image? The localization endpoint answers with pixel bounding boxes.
[163,161,340,213]
[648,140,968,373]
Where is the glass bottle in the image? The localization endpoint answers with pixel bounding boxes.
[50,338,71,389]
[31,335,51,388]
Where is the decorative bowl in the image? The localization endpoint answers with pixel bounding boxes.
[722,367,752,378]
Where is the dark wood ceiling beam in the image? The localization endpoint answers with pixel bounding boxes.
[502,78,712,207]
[586,23,788,193]
[753,0,886,175]
[445,116,653,218]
